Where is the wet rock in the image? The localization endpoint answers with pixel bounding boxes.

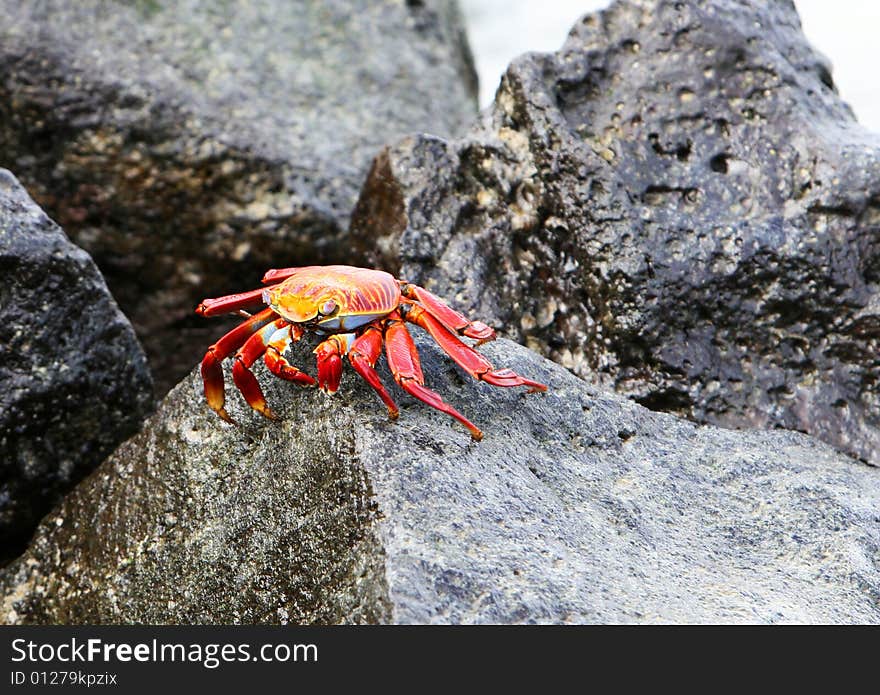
[351,0,880,465]
[2,333,878,624]
[0,0,478,396]
[0,169,152,558]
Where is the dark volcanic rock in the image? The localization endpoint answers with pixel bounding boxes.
[351,0,880,465]
[0,169,152,557]
[2,333,878,624]
[0,0,478,396]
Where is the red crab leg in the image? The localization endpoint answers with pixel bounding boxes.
[196,286,274,317]
[232,318,290,420]
[403,304,547,392]
[264,324,316,386]
[384,312,483,441]
[314,333,355,394]
[348,324,399,418]
[200,307,278,421]
[261,267,304,284]
[400,283,496,344]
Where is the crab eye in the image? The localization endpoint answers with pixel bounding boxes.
[319,299,337,316]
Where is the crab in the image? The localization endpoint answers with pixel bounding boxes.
[195,265,546,440]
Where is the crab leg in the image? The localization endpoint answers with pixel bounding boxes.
[314,333,356,394]
[402,304,547,392]
[384,312,483,440]
[232,318,290,420]
[348,324,399,418]
[264,324,316,386]
[400,283,496,344]
[196,285,275,317]
[200,307,278,421]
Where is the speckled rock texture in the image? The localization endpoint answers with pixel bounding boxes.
[0,169,152,558]
[2,334,878,624]
[0,0,478,396]
[351,0,880,465]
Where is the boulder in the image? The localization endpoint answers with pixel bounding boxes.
[0,169,152,558]
[350,0,880,465]
[0,0,478,395]
[2,333,878,624]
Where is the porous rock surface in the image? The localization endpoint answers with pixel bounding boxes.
[2,334,878,624]
[0,0,478,395]
[0,169,152,557]
[351,0,880,465]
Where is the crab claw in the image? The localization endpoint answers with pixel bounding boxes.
[315,335,351,394]
[317,352,342,394]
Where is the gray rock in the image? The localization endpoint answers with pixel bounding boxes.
[0,0,478,396]
[2,331,878,624]
[350,0,880,465]
[0,169,152,558]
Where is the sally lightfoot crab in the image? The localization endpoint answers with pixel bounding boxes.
[196,265,546,440]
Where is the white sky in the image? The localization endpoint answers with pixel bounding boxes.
[461,0,880,132]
